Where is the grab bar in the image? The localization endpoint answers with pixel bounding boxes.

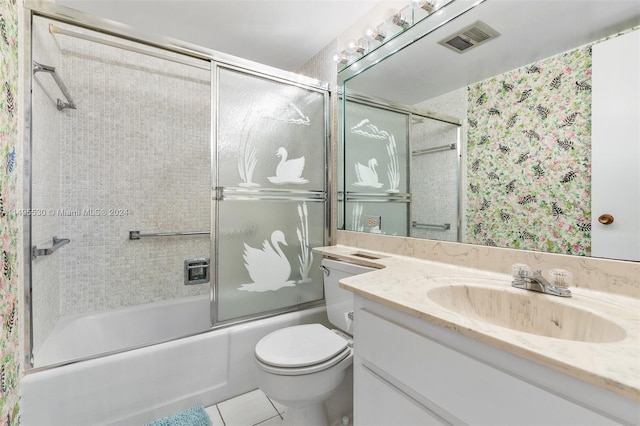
[345,192,411,203]
[32,236,71,258]
[412,221,451,230]
[412,143,456,157]
[129,230,210,240]
[32,61,77,111]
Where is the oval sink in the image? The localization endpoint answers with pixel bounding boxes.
[427,285,626,343]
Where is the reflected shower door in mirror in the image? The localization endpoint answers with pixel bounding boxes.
[340,0,640,261]
[343,100,410,236]
[30,16,212,367]
[410,106,462,242]
[215,67,327,324]
[341,97,462,239]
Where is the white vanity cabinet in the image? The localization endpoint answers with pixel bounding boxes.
[352,296,638,426]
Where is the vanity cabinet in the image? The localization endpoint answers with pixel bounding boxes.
[352,296,637,426]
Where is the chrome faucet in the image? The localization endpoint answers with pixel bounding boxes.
[511,268,572,297]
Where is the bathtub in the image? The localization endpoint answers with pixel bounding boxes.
[21,297,329,426]
[34,294,213,367]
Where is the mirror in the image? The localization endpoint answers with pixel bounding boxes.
[339,0,640,261]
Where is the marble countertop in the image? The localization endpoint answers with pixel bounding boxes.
[314,245,640,402]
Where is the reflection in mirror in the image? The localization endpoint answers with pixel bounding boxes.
[342,99,410,236]
[341,97,462,239]
[410,99,462,242]
[339,0,640,261]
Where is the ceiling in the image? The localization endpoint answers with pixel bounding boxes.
[56,0,381,71]
[346,0,640,105]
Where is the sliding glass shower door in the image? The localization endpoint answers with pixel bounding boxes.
[28,13,329,368]
[29,16,212,367]
[213,67,328,323]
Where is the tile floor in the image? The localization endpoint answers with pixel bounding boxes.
[204,389,286,426]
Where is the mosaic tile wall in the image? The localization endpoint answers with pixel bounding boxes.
[29,17,212,319]
[412,88,467,242]
[0,0,21,422]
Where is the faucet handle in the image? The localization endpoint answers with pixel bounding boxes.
[511,263,531,278]
[549,269,572,288]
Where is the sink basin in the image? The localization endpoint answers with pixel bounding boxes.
[427,285,626,343]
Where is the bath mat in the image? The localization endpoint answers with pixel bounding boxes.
[145,406,212,426]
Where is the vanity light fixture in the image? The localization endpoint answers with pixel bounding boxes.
[347,39,367,55]
[332,38,369,65]
[392,12,411,29]
[332,50,349,64]
[413,0,438,14]
[365,27,385,43]
[336,0,453,69]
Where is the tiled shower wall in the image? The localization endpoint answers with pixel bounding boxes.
[31,17,211,319]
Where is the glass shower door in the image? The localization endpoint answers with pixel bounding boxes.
[343,100,410,236]
[214,66,328,323]
[29,16,212,367]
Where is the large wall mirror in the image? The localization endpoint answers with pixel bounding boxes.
[338,0,640,262]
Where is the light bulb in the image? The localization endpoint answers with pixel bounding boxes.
[347,40,365,55]
[412,0,437,13]
[365,27,385,43]
[331,50,349,65]
[392,12,410,29]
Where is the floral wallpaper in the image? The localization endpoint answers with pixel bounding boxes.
[466,45,592,255]
[0,0,20,423]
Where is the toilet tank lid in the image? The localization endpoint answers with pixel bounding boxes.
[255,324,348,368]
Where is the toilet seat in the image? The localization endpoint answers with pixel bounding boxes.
[255,324,351,376]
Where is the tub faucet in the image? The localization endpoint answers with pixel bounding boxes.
[511,267,572,297]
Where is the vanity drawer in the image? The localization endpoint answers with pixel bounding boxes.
[355,308,618,425]
[354,361,448,426]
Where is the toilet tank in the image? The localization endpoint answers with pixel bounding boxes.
[321,258,375,332]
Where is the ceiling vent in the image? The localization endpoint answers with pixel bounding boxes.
[439,20,500,53]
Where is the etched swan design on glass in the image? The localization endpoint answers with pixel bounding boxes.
[267,147,309,184]
[353,158,383,188]
[239,230,294,292]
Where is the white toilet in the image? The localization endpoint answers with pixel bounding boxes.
[254,258,373,426]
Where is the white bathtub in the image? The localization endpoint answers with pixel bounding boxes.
[21,297,329,425]
[34,295,213,367]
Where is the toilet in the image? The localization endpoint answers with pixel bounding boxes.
[254,258,373,426]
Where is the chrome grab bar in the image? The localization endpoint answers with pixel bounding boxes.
[217,187,326,201]
[412,221,451,230]
[32,236,71,258]
[345,192,411,203]
[412,143,457,157]
[129,230,210,240]
[32,61,77,111]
